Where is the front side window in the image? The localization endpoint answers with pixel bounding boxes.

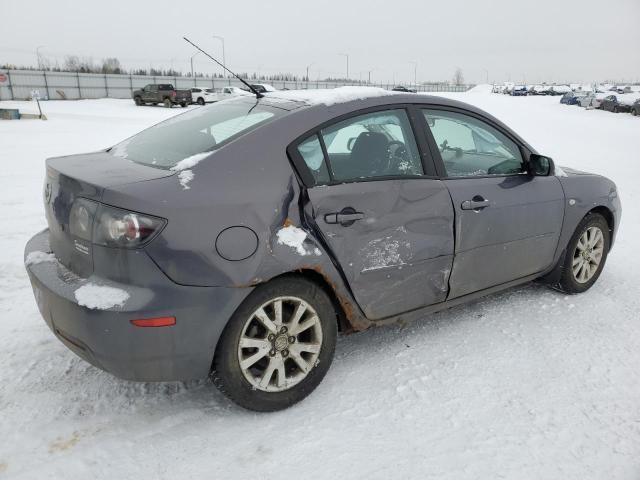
[423,109,524,177]
[319,109,422,182]
[110,98,283,168]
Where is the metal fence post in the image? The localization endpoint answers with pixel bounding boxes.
[7,70,14,100]
[43,70,50,100]
[129,74,133,96]
[104,73,109,98]
[76,72,82,99]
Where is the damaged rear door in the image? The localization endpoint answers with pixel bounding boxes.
[290,107,454,320]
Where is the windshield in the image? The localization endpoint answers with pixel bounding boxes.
[110,98,283,168]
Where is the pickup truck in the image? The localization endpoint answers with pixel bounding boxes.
[133,84,191,108]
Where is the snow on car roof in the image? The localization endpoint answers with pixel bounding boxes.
[268,86,397,106]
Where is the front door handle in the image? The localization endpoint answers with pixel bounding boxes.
[324,207,365,226]
[461,197,490,210]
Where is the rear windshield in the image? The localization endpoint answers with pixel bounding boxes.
[110,98,283,168]
[158,84,174,91]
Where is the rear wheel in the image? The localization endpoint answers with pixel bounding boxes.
[632,108,638,116]
[197,97,205,105]
[180,101,187,108]
[613,106,619,113]
[163,98,172,108]
[134,96,143,106]
[555,213,610,294]
[212,277,338,412]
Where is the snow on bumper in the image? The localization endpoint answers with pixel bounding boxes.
[24,229,250,382]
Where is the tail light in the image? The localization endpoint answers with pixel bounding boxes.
[93,204,166,248]
[171,91,176,97]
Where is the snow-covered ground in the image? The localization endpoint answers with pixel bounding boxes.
[1,95,639,479]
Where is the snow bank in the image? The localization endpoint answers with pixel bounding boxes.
[466,84,493,93]
[270,86,396,106]
[74,283,130,310]
[24,251,56,266]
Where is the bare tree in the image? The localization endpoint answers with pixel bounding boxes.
[453,67,465,86]
[101,57,122,74]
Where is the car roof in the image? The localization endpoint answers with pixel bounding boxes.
[231,88,537,153]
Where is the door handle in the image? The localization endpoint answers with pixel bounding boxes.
[461,197,490,210]
[324,207,365,226]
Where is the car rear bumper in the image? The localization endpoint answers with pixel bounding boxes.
[25,229,250,382]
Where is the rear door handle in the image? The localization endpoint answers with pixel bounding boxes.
[461,197,490,210]
[324,207,365,226]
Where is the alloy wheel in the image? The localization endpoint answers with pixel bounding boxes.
[572,226,605,283]
[237,296,323,392]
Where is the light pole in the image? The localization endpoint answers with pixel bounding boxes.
[36,45,45,70]
[338,53,349,81]
[409,61,417,88]
[305,63,314,82]
[190,51,200,79]
[212,35,226,79]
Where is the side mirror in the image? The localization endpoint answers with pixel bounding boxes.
[528,154,553,176]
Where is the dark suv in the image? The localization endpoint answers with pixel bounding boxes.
[133,84,191,108]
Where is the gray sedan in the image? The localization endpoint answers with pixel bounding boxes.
[25,89,621,411]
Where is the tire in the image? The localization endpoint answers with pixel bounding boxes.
[180,102,187,108]
[555,213,610,294]
[613,106,619,113]
[134,96,143,106]
[197,97,205,106]
[163,98,172,108]
[632,108,637,116]
[212,276,338,412]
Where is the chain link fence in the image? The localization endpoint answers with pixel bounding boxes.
[0,69,472,101]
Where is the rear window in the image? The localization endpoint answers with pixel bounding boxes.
[110,98,283,168]
[158,84,174,91]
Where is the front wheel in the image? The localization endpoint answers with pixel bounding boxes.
[197,97,205,105]
[212,277,338,412]
[632,108,638,116]
[556,213,610,294]
[180,102,187,108]
[134,96,143,106]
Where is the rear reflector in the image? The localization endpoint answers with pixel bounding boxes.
[130,316,176,327]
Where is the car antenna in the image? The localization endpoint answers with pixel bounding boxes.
[183,36,263,99]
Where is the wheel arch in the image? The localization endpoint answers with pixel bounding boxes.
[587,206,614,250]
[273,269,356,333]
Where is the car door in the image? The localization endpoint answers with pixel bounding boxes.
[420,108,564,299]
[290,107,455,320]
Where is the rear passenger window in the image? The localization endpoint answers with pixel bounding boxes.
[320,109,422,182]
[297,135,330,185]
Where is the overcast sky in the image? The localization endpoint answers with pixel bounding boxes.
[2,0,639,84]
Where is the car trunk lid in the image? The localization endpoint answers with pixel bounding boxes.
[44,151,173,276]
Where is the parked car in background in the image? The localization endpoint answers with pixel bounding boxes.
[631,98,640,116]
[218,86,252,100]
[511,85,528,96]
[133,84,191,108]
[392,85,417,93]
[191,87,219,105]
[548,85,572,96]
[25,88,620,411]
[560,91,588,105]
[600,95,631,113]
[529,85,548,96]
[251,83,277,93]
[579,91,597,108]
